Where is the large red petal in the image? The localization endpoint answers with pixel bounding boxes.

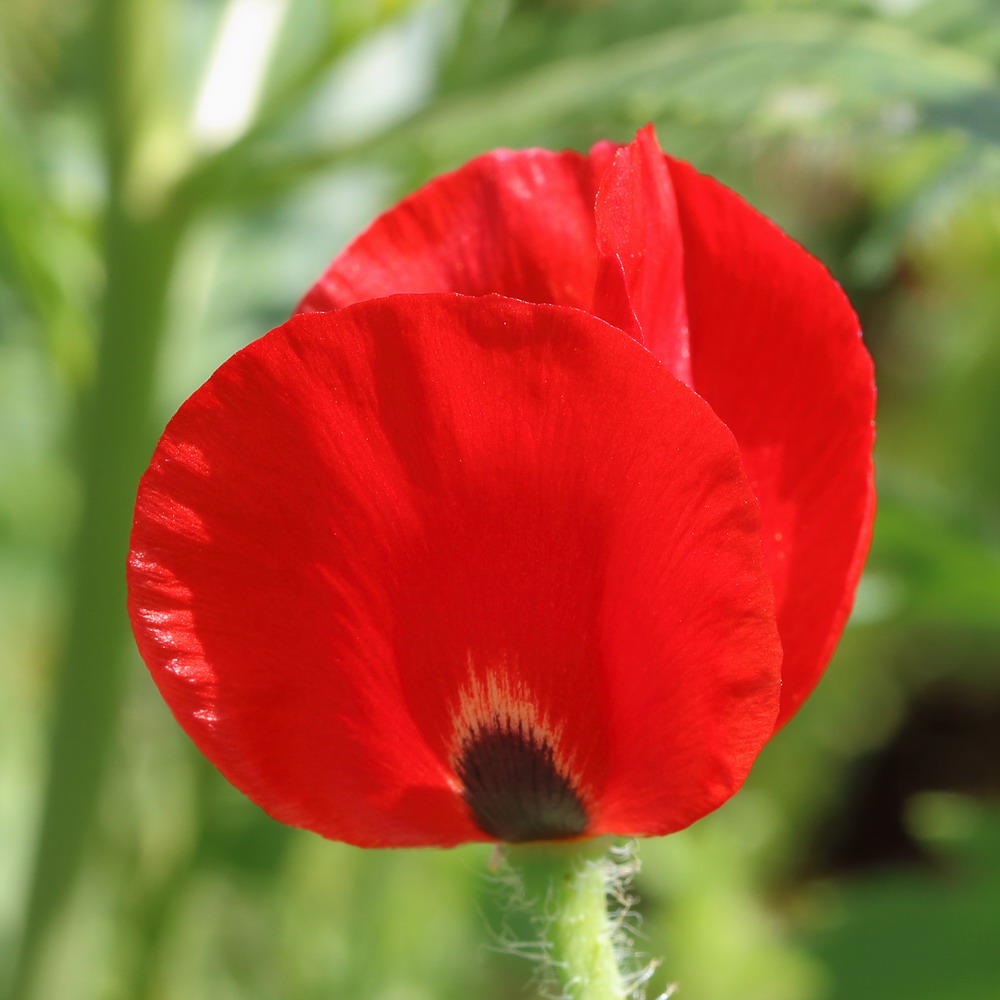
[129,295,780,846]
[297,150,606,314]
[297,127,873,732]
[667,158,876,727]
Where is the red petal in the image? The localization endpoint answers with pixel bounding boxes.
[593,125,692,384]
[129,295,780,846]
[297,126,873,732]
[296,130,690,371]
[297,150,606,314]
[667,158,876,727]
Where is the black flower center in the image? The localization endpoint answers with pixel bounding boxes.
[455,721,588,842]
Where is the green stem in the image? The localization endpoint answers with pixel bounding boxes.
[7,1,184,997]
[506,839,631,1000]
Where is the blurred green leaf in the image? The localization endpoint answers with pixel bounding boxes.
[871,486,1000,631]
[0,99,94,383]
[175,11,1000,210]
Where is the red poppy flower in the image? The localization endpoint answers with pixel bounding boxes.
[128,127,874,848]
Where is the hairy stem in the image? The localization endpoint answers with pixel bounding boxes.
[505,839,633,1000]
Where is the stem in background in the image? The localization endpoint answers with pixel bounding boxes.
[7,0,184,996]
[8,211,184,1000]
[505,839,638,1000]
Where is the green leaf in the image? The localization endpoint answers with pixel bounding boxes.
[175,11,1000,210]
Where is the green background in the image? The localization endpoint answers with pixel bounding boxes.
[2,0,999,997]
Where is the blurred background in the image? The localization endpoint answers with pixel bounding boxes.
[2,0,1000,997]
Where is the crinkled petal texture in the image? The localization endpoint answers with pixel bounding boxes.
[300,127,875,727]
[129,295,781,847]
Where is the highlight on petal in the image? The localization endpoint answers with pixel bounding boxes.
[666,157,876,726]
[129,294,781,847]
